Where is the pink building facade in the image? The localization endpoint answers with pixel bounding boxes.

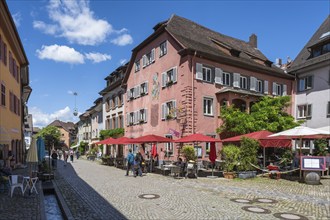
[123,15,294,161]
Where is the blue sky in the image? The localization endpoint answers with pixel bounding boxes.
[6,0,329,128]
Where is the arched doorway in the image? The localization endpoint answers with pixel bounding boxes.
[232,99,247,112]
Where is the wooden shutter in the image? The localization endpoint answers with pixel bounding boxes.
[142,55,146,67]
[307,104,312,118]
[272,82,277,95]
[151,48,155,62]
[126,113,129,126]
[162,72,167,87]
[161,103,166,120]
[215,68,223,85]
[173,101,177,118]
[250,77,256,91]
[172,67,177,83]
[127,90,130,101]
[196,63,203,80]
[282,84,287,96]
[264,81,268,94]
[144,109,148,122]
[145,81,148,94]
[135,86,140,98]
[134,111,139,124]
[233,73,240,88]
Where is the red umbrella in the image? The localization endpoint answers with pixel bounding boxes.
[151,144,157,158]
[222,130,274,143]
[133,134,173,143]
[106,137,135,145]
[174,133,221,143]
[95,138,114,145]
[209,142,217,163]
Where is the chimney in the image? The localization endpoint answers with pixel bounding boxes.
[276,58,282,66]
[249,34,257,48]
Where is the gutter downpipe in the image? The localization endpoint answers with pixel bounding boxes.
[192,51,197,134]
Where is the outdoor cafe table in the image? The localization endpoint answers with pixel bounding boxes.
[163,164,180,177]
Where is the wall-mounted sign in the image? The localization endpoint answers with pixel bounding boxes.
[301,156,326,171]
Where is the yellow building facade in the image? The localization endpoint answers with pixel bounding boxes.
[0,0,30,168]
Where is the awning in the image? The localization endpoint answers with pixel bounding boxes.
[70,144,79,149]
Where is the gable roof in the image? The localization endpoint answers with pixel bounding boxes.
[48,120,75,133]
[123,14,291,84]
[290,15,330,71]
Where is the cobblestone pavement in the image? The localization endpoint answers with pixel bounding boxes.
[1,158,329,220]
[55,159,330,220]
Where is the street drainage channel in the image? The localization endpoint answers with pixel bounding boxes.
[43,188,64,220]
[42,181,71,220]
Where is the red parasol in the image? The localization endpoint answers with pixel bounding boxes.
[174,133,221,143]
[209,142,217,164]
[134,134,173,143]
[95,138,114,145]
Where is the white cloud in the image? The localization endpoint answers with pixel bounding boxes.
[111,34,133,46]
[85,52,111,63]
[33,0,112,45]
[12,12,22,27]
[33,20,57,35]
[119,59,127,65]
[36,44,84,64]
[30,106,79,128]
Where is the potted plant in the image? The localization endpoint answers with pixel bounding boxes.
[140,92,146,96]
[166,114,173,120]
[237,137,258,179]
[221,144,240,179]
[139,119,145,124]
[181,145,197,162]
[166,80,173,86]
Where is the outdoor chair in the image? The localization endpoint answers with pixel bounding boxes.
[8,175,24,197]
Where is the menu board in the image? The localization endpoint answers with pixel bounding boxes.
[301,156,326,171]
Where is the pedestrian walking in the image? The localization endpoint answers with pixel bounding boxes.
[70,150,74,163]
[76,150,80,159]
[125,149,134,176]
[134,152,143,177]
[51,150,58,169]
[64,151,68,167]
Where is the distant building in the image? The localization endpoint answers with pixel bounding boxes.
[122,15,294,159]
[289,15,330,130]
[0,0,31,167]
[48,120,76,149]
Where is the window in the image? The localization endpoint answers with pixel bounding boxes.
[161,100,176,120]
[142,49,155,67]
[223,72,231,86]
[160,41,167,57]
[130,88,135,99]
[140,82,148,95]
[327,102,330,117]
[1,84,5,106]
[135,60,140,72]
[311,43,330,58]
[139,109,147,123]
[165,134,173,156]
[203,98,213,116]
[105,98,110,112]
[202,66,212,82]
[112,97,116,109]
[129,112,135,125]
[3,43,7,66]
[256,80,263,93]
[297,104,312,119]
[298,75,313,91]
[272,82,287,96]
[162,67,177,87]
[239,76,248,89]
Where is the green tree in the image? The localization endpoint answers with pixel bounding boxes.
[238,137,259,171]
[99,128,124,140]
[221,144,241,172]
[314,139,328,156]
[181,145,197,162]
[217,96,302,135]
[36,126,61,150]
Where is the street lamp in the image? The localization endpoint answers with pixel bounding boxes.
[73,92,78,116]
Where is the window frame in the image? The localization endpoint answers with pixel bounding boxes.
[165,134,173,156]
[203,97,214,116]
[298,75,313,92]
[222,72,231,86]
[202,66,212,82]
[297,104,312,119]
[159,41,167,57]
[134,60,140,72]
[1,83,5,107]
[239,76,248,89]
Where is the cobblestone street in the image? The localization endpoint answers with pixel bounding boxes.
[1,158,329,220]
[54,159,330,220]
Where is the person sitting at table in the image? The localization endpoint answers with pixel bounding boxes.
[175,158,185,175]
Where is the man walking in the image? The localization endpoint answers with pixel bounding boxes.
[125,149,134,176]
